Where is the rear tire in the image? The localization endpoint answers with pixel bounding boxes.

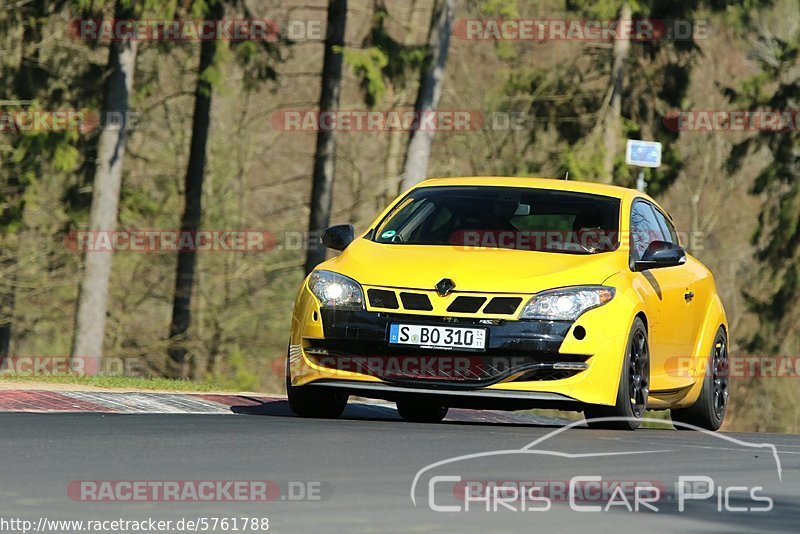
[671,328,728,431]
[396,398,448,423]
[584,317,650,430]
[286,352,348,418]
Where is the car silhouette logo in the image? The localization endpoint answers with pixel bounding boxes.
[436,278,456,296]
[409,417,784,507]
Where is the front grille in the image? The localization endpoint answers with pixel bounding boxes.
[399,292,433,311]
[364,287,528,317]
[447,296,486,313]
[483,297,523,315]
[306,343,587,386]
[368,289,399,309]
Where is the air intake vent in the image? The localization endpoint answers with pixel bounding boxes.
[399,292,433,311]
[367,289,399,309]
[513,369,582,382]
[447,296,486,313]
[483,297,523,315]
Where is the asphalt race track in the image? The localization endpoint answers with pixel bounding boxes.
[1,401,798,533]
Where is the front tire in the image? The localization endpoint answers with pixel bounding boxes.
[396,398,448,423]
[671,328,728,431]
[584,317,650,430]
[286,352,348,418]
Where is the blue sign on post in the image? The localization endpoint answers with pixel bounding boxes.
[625,140,662,168]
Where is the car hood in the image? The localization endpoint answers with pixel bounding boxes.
[322,238,624,294]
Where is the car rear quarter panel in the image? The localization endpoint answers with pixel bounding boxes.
[670,258,728,408]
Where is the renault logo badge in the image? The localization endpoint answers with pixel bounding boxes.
[435,278,456,296]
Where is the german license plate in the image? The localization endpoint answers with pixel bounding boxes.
[388,324,487,351]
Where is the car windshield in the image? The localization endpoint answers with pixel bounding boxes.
[373,186,621,254]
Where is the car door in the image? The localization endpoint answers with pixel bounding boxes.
[630,200,697,390]
[650,206,709,381]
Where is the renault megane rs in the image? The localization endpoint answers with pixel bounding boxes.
[286,177,729,430]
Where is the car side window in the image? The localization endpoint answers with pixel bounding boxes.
[630,201,667,261]
[651,207,679,245]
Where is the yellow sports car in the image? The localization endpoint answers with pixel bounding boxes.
[287,177,729,430]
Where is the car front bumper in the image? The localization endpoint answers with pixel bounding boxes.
[289,284,630,407]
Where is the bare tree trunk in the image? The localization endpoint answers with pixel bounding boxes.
[383,123,406,203]
[166,1,223,378]
[71,0,138,375]
[399,0,455,191]
[304,0,348,274]
[380,0,419,207]
[0,0,48,359]
[0,256,15,359]
[600,2,632,183]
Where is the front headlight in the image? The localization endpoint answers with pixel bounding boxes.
[519,286,615,321]
[308,270,365,310]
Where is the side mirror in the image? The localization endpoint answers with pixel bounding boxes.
[321,224,355,252]
[634,240,686,271]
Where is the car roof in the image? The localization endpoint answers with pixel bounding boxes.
[414,176,639,200]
